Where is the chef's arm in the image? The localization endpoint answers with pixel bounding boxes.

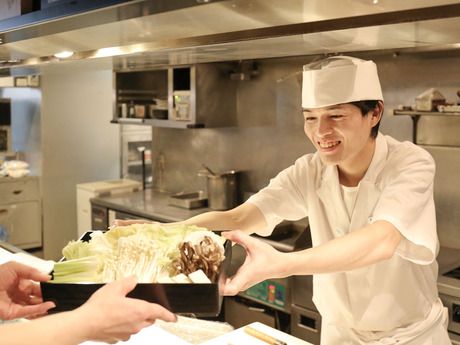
[284,220,403,276]
[112,202,267,235]
[223,220,403,295]
[181,202,267,235]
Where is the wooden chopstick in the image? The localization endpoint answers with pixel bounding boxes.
[244,326,287,345]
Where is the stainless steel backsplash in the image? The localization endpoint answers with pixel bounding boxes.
[423,146,460,249]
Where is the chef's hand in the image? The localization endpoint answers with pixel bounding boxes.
[0,261,55,320]
[76,276,177,344]
[222,230,286,296]
[111,219,159,227]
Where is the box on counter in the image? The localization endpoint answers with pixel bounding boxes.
[0,0,34,21]
[40,231,232,316]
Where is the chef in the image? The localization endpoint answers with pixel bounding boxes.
[119,55,450,344]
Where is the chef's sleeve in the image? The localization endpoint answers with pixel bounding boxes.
[371,145,437,265]
[247,156,310,236]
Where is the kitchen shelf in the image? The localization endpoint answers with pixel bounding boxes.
[393,110,460,117]
[393,109,460,143]
[127,160,152,167]
[111,118,204,128]
[113,63,236,128]
[118,90,157,95]
[117,96,156,102]
[117,90,158,102]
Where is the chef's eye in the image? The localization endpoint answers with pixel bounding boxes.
[330,115,344,120]
[304,116,316,123]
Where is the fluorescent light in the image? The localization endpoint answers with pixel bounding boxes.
[93,47,123,58]
[54,51,74,59]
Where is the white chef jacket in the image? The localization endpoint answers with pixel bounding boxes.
[248,133,450,344]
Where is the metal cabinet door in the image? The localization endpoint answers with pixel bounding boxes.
[0,200,41,249]
[224,297,276,329]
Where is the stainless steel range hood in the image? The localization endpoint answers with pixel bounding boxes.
[1,0,460,73]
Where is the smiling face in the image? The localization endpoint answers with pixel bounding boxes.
[303,103,382,176]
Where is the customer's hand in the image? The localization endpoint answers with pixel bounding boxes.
[0,261,55,320]
[75,276,177,344]
[222,230,286,296]
[110,219,157,228]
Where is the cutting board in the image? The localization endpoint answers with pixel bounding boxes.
[201,322,313,345]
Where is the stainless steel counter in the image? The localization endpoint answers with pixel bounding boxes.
[90,190,211,223]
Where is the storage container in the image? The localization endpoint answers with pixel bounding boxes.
[41,231,232,316]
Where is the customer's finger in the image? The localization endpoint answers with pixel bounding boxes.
[12,301,56,319]
[7,261,51,282]
[147,303,177,323]
[19,280,43,298]
[116,276,138,296]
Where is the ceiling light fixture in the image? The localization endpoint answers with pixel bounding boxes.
[93,47,123,58]
[54,51,74,59]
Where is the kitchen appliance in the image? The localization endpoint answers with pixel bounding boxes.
[172,91,192,121]
[225,221,320,343]
[76,179,141,235]
[0,99,12,153]
[120,125,152,186]
[0,126,11,153]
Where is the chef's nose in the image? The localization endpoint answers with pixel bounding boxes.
[317,117,333,136]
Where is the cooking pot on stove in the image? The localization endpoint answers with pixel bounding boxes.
[199,169,238,210]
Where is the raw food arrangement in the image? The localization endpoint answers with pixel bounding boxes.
[51,224,225,284]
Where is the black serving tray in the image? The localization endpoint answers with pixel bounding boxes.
[40,231,232,316]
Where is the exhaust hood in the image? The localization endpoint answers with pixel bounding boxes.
[1,0,460,72]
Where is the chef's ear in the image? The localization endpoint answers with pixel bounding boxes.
[371,101,384,126]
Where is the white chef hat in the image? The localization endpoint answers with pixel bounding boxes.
[302,56,383,109]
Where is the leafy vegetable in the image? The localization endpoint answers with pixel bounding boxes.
[51,223,212,283]
[53,256,103,283]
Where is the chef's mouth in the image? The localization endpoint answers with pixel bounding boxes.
[318,140,341,150]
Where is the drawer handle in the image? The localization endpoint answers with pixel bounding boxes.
[12,190,23,195]
[0,209,8,214]
[248,306,266,313]
[297,314,320,332]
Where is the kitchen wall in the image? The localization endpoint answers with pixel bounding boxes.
[151,52,460,249]
[40,59,120,260]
